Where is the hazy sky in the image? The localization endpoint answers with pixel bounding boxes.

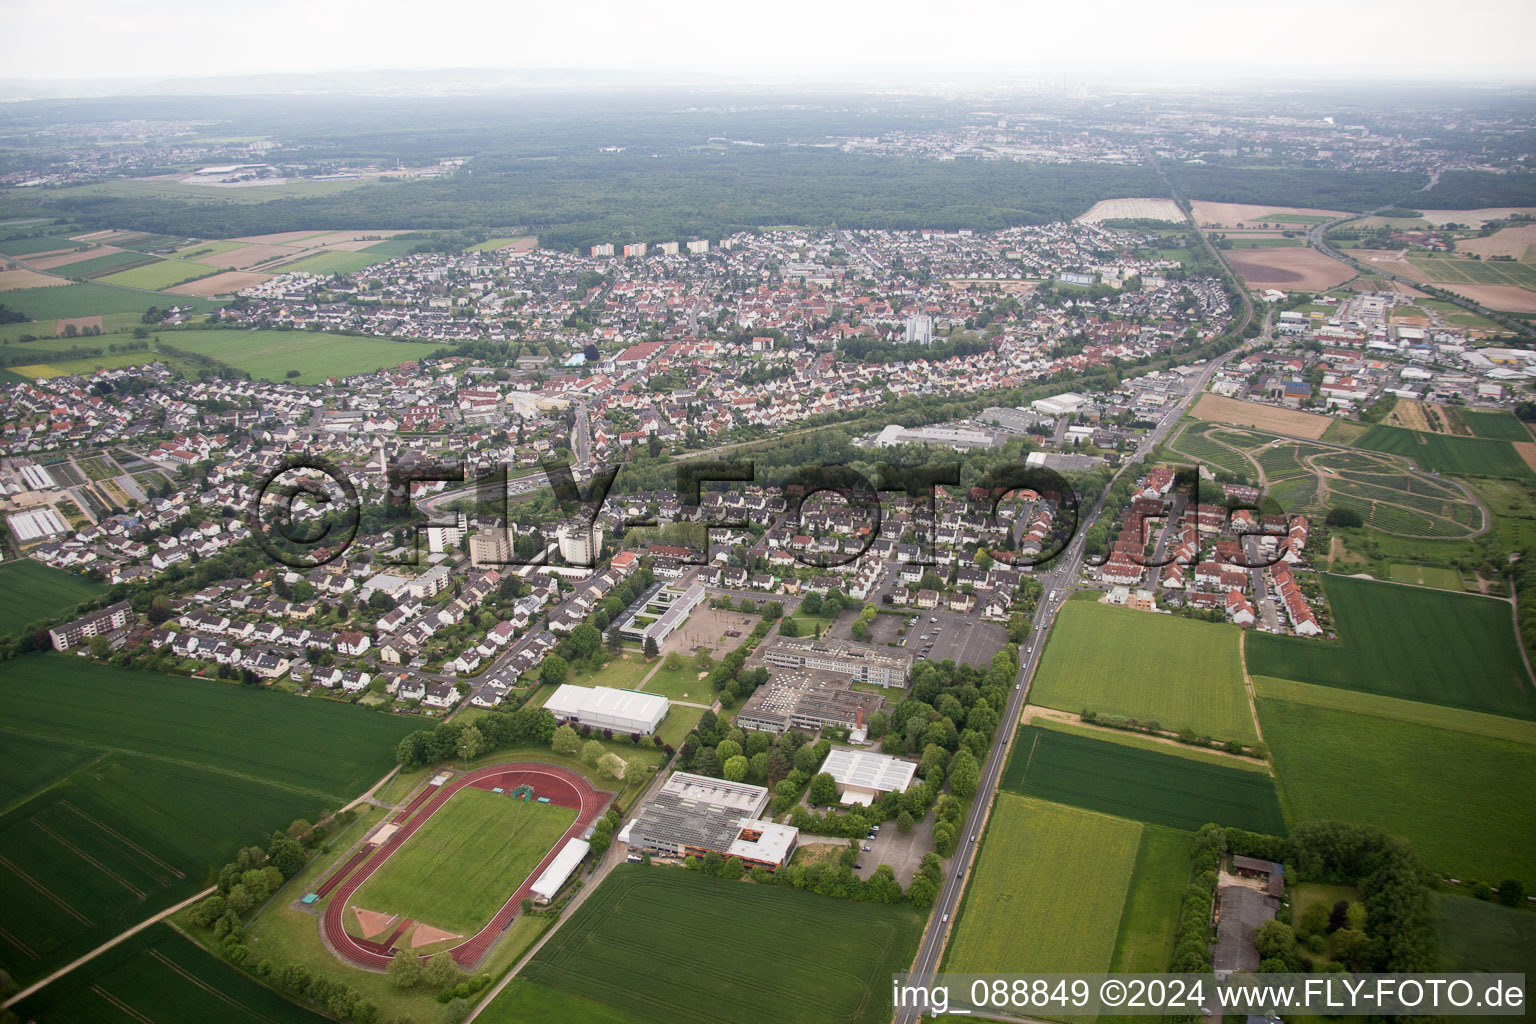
[6,0,1534,84]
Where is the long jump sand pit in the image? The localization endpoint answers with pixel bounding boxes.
[1191,394,1335,440]
[1226,247,1356,291]
[353,908,397,938]
[1077,198,1184,224]
[164,270,275,296]
[0,268,69,291]
[1191,201,1349,228]
[410,924,461,947]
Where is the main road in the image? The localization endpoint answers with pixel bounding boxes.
[894,346,1241,1022]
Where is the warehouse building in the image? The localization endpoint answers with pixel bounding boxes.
[759,635,912,687]
[617,772,797,871]
[820,748,919,806]
[544,684,668,735]
[529,837,590,903]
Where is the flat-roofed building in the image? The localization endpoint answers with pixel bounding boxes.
[736,669,885,735]
[49,601,133,651]
[544,684,668,735]
[820,747,919,806]
[618,772,796,870]
[759,634,911,687]
[529,838,590,903]
[614,582,704,646]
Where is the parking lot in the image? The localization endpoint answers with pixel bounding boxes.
[853,806,935,886]
[899,609,1006,669]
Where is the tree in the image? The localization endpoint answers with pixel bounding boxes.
[570,623,602,659]
[663,651,684,671]
[809,772,838,805]
[422,951,459,990]
[387,948,423,989]
[720,856,746,880]
[896,809,915,832]
[627,757,649,783]
[267,836,305,879]
[906,872,938,908]
[1326,506,1364,528]
[605,628,624,653]
[597,752,626,778]
[1496,879,1526,907]
[947,747,980,798]
[716,739,743,762]
[456,725,483,763]
[580,739,605,766]
[541,654,569,686]
[778,616,800,637]
[589,817,614,857]
[550,724,581,755]
[643,635,660,659]
[723,755,749,782]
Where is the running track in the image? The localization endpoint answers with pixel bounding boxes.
[320,763,606,971]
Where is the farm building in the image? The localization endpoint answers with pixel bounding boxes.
[530,837,590,903]
[544,684,668,735]
[618,772,797,870]
[1211,884,1280,973]
[820,748,919,806]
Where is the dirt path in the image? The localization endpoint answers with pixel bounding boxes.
[1019,705,1270,770]
[1238,631,1267,748]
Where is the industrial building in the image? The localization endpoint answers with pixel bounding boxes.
[544,684,669,735]
[759,635,912,687]
[872,423,1002,451]
[618,772,798,870]
[529,837,590,903]
[820,748,919,806]
[736,669,885,735]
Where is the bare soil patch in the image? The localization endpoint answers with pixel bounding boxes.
[1077,198,1183,224]
[0,269,69,291]
[1515,442,1536,474]
[163,270,275,296]
[1191,201,1349,228]
[205,244,298,270]
[1192,394,1334,439]
[1225,248,1355,291]
[1456,225,1536,261]
[27,245,122,270]
[1414,207,1536,228]
[1439,284,1536,314]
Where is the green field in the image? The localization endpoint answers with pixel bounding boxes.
[1028,602,1258,742]
[1355,423,1532,479]
[169,239,245,261]
[466,237,535,252]
[1001,725,1286,833]
[513,865,924,1024]
[1458,409,1533,441]
[1252,674,1536,746]
[654,703,704,750]
[148,328,441,384]
[1259,697,1536,882]
[1385,563,1465,590]
[1409,254,1536,289]
[1432,892,1536,976]
[273,250,393,276]
[1110,826,1195,972]
[99,259,217,291]
[0,283,217,320]
[947,794,1141,973]
[1246,575,1535,719]
[0,655,418,984]
[351,788,575,935]
[0,235,84,257]
[0,560,105,637]
[11,923,331,1024]
[51,250,157,279]
[13,350,168,378]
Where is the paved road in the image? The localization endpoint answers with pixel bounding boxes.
[895,349,1239,1021]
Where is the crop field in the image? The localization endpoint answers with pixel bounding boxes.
[946,794,1140,973]
[147,328,442,384]
[351,788,575,935]
[1433,893,1536,977]
[272,250,392,275]
[1028,602,1258,742]
[0,559,105,636]
[1355,423,1533,479]
[0,283,216,320]
[1190,394,1335,440]
[516,865,924,1024]
[1224,248,1356,291]
[1459,409,1532,441]
[1168,421,1252,476]
[1110,826,1195,972]
[1251,675,1536,745]
[11,923,331,1024]
[1258,697,1536,883]
[0,656,417,984]
[1001,725,1286,833]
[51,250,156,279]
[99,259,217,291]
[1246,575,1535,719]
[0,235,85,257]
[1408,254,1536,289]
[12,350,169,379]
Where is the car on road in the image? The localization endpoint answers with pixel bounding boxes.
[970,834,977,843]
[854,863,863,870]
[942,913,949,923]
[862,844,872,851]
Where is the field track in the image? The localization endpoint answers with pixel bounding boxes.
[322,763,604,971]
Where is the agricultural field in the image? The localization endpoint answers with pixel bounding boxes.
[1110,826,1195,972]
[1190,394,1335,440]
[0,283,217,321]
[98,259,218,291]
[465,236,538,252]
[1001,725,1285,833]
[146,328,442,384]
[1168,420,1256,477]
[11,350,169,379]
[1190,202,1350,228]
[0,559,105,637]
[513,865,924,1024]
[10,923,332,1024]
[350,788,575,936]
[1075,198,1184,224]
[1355,424,1533,478]
[1432,892,1536,977]
[0,235,86,257]
[0,656,417,984]
[272,250,392,276]
[1385,563,1465,590]
[1225,247,1356,291]
[1246,575,1535,719]
[945,794,1140,973]
[1459,409,1533,441]
[1028,602,1258,742]
[48,250,156,279]
[1408,253,1536,289]
[1259,696,1536,883]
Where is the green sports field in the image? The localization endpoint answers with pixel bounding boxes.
[1027,602,1258,742]
[0,655,418,985]
[350,788,575,935]
[1258,697,1536,883]
[1110,826,1195,972]
[514,866,924,1024]
[11,923,331,1024]
[1246,575,1536,719]
[946,793,1141,973]
[1001,725,1286,833]
[149,328,441,384]
[1354,423,1532,479]
[0,560,105,637]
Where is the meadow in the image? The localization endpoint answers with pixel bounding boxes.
[1001,725,1286,834]
[1258,697,1536,883]
[1110,826,1195,972]
[1354,423,1532,479]
[0,559,105,637]
[515,865,924,1024]
[350,788,574,935]
[0,283,217,320]
[1432,892,1536,976]
[1246,575,1535,719]
[149,328,442,384]
[1458,409,1533,442]
[1027,602,1257,742]
[945,794,1140,973]
[10,923,331,1024]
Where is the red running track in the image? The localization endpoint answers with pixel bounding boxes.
[322,762,606,971]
